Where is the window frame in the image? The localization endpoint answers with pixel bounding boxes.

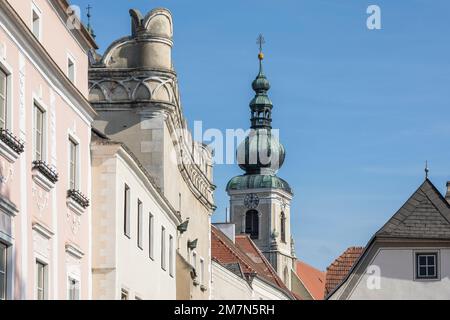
[67,276,80,300]
[137,199,143,250]
[35,260,48,300]
[415,251,439,280]
[123,184,130,238]
[33,101,46,162]
[31,2,42,41]
[200,258,205,285]
[280,211,286,243]
[0,242,7,301]
[68,136,79,190]
[149,213,154,260]
[0,68,8,130]
[161,226,166,271]
[169,235,174,277]
[67,53,76,84]
[245,210,259,240]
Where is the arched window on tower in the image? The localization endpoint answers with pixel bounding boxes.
[245,210,259,239]
[280,212,286,243]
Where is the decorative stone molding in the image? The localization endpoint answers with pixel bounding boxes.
[0,159,14,186]
[65,242,84,260]
[31,184,49,218]
[0,196,18,217]
[32,220,54,239]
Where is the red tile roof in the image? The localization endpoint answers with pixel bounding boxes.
[295,260,326,300]
[211,226,293,298]
[324,247,364,297]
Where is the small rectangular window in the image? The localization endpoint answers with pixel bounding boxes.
[149,213,154,260]
[68,277,80,300]
[32,9,41,40]
[169,235,174,277]
[34,103,45,161]
[192,251,197,271]
[124,184,130,237]
[36,261,47,300]
[68,58,75,83]
[69,138,78,190]
[0,69,7,130]
[200,258,205,285]
[137,200,143,249]
[0,242,7,300]
[416,252,438,280]
[161,226,166,271]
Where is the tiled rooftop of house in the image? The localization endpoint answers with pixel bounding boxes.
[295,260,326,300]
[324,246,364,297]
[211,226,293,297]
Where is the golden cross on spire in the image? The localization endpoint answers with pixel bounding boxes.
[257,34,265,61]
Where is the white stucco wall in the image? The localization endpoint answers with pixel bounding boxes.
[91,143,178,300]
[211,262,253,300]
[333,247,450,300]
[211,261,291,300]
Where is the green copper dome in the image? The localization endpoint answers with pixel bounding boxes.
[226,174,292,194]
[226,41,292,195]
[252,72,271,92]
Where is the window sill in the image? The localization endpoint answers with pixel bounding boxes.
[67,196,85,216]
[67,189,89,213]
[0,129,24,163]
[32,166,56,192]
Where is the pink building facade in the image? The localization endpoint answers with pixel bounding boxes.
[0,0,96,299]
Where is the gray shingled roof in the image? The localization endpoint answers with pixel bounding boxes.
[376,179,450,239]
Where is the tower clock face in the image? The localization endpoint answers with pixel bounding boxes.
[244,194,259,209]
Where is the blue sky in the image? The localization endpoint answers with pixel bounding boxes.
[73,0,450,270]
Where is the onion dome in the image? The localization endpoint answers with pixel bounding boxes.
[237,128,285,175]
[227,34,291,194]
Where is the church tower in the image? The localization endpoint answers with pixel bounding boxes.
[226,36,296,289]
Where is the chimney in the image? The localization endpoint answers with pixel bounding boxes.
[446,182,450,204]
[213,223,236,244]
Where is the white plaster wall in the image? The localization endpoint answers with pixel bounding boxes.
[346,248,450,300]
[252,278,291,300]
[211,262,253,300]
[115,154,177,300]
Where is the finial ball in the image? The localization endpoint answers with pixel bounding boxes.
[258,52,264,60]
